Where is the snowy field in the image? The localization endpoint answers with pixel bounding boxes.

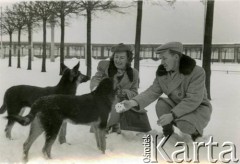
[0,57,240,163]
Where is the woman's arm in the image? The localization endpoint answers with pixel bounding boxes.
[121,69,139,99]
[90,61,108,91]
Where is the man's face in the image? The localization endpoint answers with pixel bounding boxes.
[159,50,178,72]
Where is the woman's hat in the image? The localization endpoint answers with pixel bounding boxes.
[155,42,184,55]
[111,43,132,52]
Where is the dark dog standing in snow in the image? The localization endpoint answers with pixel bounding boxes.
[8,78,116,162]
[1,62,89,141]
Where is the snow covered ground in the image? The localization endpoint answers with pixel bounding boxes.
[0,57,240,163]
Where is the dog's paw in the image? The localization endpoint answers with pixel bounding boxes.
[58,137,67,145]
[115,103,126,113]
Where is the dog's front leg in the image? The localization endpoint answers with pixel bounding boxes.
[58,121,67,144]
[23,150,28,163]
[97,128,106,154]
[93,124,101,150]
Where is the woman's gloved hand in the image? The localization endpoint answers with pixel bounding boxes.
[116,87,127,100]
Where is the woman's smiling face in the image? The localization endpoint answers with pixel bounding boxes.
[113,52,128,70]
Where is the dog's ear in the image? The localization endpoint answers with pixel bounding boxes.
[73,62,80,71]
[69,62,80,82]
[61,63,69,74]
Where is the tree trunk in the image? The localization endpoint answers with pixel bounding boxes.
[27,24,32,70]
[8,33,12,67]
[134,0,143,72]
[50,18,55,63]
[41,19,47,72]
[86,8,92,78]
[17,28,21,68]
[202,0,215,100]
[59,12,65,75]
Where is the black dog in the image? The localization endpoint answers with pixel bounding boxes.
[1,62,89,140]
[8,78,116,162]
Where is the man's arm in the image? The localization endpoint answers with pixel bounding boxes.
[132,77,163,110]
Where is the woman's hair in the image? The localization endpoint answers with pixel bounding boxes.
[111,50,134,63]
[108,51,134,82]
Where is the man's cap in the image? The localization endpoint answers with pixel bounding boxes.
[155,42,184,55]
[111,43,132,52]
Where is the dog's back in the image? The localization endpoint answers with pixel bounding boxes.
[35,78,115,126]
[2,62,89,139]
[4,85,55,110]
[37,78,116,140]
[21,78,115,161]
[36,93,112,126]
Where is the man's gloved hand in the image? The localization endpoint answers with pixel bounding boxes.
[115,100,138,113]
[157,113,174,126]
[115,102,127,113]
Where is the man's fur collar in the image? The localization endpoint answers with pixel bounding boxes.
[156,55,196,76]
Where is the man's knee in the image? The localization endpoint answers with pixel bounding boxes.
[155,99,172,118]
[176,120,196,134]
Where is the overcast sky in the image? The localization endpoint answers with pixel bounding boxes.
[1,0,240,44]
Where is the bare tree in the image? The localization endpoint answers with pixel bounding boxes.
[51,1,84,75]
[1,7,16,67]
[134,0,176,72]
[19,2,40,70]
[202,0,215,100]
[11,4,27,68]
[134,0,143,72]
[78,0,126,77]
[34,1,55,72]
[49,15,56,63]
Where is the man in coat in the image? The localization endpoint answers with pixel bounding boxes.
[120,42,212,141]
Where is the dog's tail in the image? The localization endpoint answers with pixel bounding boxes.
[6,98,43,126]
[0,103,7,114]
[6,114,34,126]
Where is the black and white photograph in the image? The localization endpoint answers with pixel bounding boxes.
[0,0,239,163]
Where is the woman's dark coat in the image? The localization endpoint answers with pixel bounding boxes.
[90,60,151,132]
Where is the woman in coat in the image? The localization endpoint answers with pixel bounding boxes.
[90,43,151,134]
[120,42,212,141]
